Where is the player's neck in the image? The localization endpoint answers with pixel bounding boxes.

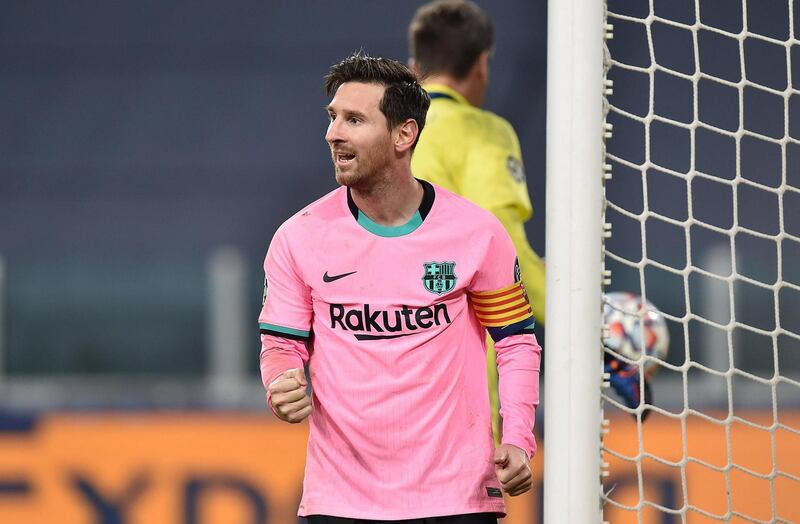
[349,169,424,227]
[423,74,484,107]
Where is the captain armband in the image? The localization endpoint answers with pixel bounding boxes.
[469,281,536,342]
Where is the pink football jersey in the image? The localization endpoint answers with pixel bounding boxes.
[259,181,541,519]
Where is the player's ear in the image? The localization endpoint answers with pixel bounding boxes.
[409,58,421,78]
[475,50,491,82]
[394,118,419,154]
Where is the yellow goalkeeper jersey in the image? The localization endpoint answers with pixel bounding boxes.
[412,84,545,323]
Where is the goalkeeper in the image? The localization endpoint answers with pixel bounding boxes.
[408,0,546,442]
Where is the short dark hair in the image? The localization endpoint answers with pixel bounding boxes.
[325,52,430,147]
[409,0,494,80]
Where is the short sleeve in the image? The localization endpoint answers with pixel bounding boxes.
[469,221,536,342]
[258,225,313,340]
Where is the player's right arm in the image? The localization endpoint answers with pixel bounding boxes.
[258,224,314,423]
[267,367,312,423]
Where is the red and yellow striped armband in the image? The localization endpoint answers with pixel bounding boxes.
[469,281,536,342]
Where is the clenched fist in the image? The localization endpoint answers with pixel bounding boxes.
[268,368,313,424]
[494,444,532,496]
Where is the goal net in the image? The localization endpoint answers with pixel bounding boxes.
[600,1,800,522]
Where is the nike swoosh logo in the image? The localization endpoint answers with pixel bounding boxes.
[322,270,357,283]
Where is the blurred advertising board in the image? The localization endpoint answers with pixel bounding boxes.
[0,412,796,523]
[603,411,800,523]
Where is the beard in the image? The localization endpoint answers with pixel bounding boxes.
[334,163,369,188]
[332,141,393,191]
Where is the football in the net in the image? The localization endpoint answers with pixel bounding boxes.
[603,292,670,376]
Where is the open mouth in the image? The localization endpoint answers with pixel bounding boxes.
[334,152,356,166]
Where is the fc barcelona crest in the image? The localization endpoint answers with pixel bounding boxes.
[422,261,457,295]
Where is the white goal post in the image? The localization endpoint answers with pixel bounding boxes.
[543,0,605,522]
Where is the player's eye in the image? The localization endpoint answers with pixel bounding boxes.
[327,113,336,122]
[348,117,360,124]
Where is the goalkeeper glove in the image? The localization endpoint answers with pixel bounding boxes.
[605,355,652,421]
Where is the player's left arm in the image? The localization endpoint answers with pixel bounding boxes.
[491,326,541,496]
[492,205,546,325]
[469,220,542,495]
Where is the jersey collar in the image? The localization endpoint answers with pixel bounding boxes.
[423,84,471,106]
[346,179,435,238]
